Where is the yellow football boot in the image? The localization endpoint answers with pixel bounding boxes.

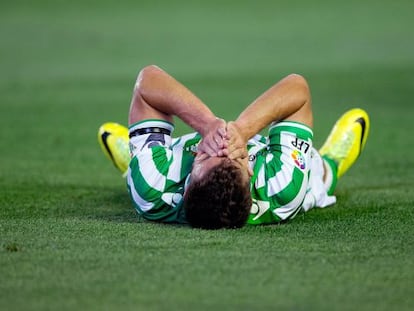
[319,108,370,178]
[98,122,131,176]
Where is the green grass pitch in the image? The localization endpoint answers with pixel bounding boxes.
[1,0,414,310]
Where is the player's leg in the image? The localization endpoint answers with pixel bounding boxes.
[279,78,370,196]
[319,108,370,194]
[98,122,130,176]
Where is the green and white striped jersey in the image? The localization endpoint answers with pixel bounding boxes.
[127,120,314,225]
[127,120,200,223]
[246,121,313,224]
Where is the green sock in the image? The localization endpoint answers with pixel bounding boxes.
[322,156,338,195]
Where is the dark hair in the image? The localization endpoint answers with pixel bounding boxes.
[184,159,252,229]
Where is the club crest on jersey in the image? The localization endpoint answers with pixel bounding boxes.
[291,150,306,170]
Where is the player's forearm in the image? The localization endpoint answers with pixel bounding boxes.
[234,74,311,141]
[136,65,217,136]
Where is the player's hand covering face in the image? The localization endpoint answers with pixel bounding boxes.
[193,120,252,182]
[197,118,228,157]
[226,122,253,177]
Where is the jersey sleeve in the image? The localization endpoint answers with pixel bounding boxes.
[127,120,200,223]
[248,121,313,225]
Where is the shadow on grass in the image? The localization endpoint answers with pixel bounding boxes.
[88,187,140,223]
[1,181,141,224]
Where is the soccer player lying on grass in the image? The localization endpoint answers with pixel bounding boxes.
[98,65,369,229]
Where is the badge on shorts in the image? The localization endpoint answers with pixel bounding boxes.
[291,150,306,170]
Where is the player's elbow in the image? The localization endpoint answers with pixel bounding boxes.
[138,65,163,79]
[286,73,310,91]
[134,65,163,94]
[286,73,311,102]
